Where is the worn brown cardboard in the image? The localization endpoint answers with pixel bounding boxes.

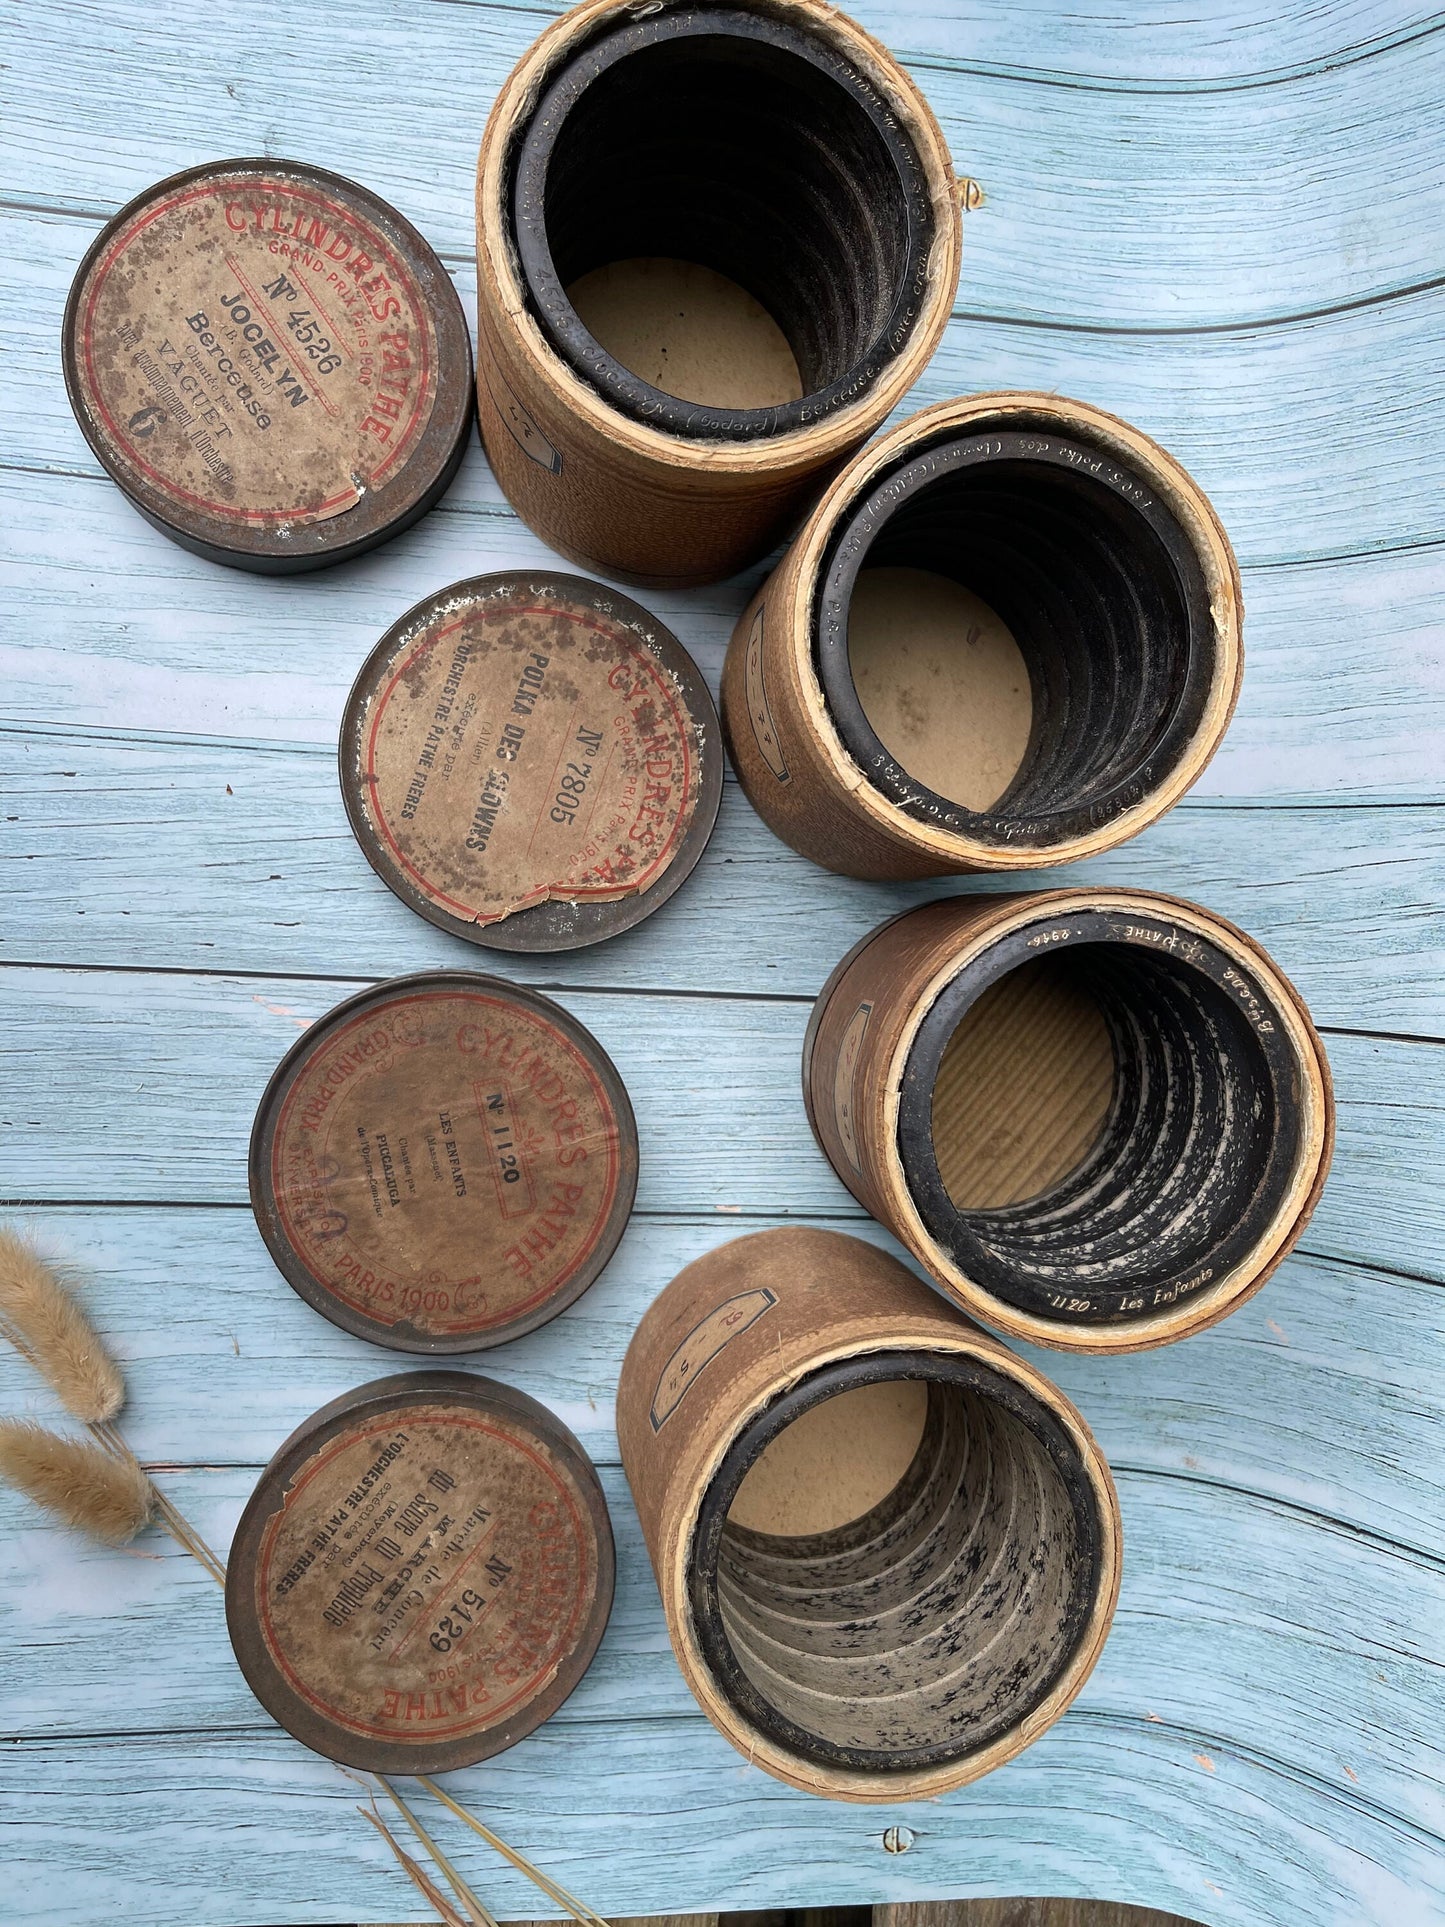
[473,0,963,587]
[728,1378,929,1535]
[932,954,1116,1208]
[721,394,1244,876]
[249,973,638,1353]
[615,1227,1121,1801]
[847,567,1032,812]
[226,1372,614,1772]
[803,892,1334,1352]
[568,258,804,411]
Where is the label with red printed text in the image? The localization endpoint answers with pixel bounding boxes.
[264,986,626,1340]
[349,580,704,926]
[71,169,439,525]
[254,1404,596,1749]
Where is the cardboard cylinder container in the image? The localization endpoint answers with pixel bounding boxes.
[804,891,1334,1354]
[720,393,1243,875]
[616,1227,1121,1801]
[474,0,963,587]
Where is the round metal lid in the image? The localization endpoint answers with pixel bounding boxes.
[249,972,638,1352]
[339,571,723,950]
[226,1371,615,1773]
[62,158,473,572]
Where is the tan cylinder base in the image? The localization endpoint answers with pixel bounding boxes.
[804,892,1334,1354]
[616,1227,1121,1801]
[720,393,1243,873]
[474,0,962,588]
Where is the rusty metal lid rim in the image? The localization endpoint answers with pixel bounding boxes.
[62,157,474,572]
[337,571,724,952]
[247,971,639,1354]
[225,1371,616,1772]
[115,424,471,574]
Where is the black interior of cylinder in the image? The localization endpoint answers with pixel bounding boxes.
[688,1352,1102,1772]
[510,8,931,439]
[899,911,1305,1325]
[815,431,1218,847]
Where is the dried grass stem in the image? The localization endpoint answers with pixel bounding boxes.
[90,1420,227,1585]
[359,1804,475,1927]
[377,1777,501,1927]
[420,1775,611,1926]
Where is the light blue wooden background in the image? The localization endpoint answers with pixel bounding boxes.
[2,1,1444,1922]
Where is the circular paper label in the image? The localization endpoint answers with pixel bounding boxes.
[253,1402,598,1751]
[71,169,440,525]
[349,581,705,929]
[263,985,627,1342]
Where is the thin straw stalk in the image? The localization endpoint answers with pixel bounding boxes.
[358,1805,475,1927]
[89,1419,227,1585]
[419,1776,611,1927]
[378,1777,501,1927]
[0,1226,589,1926]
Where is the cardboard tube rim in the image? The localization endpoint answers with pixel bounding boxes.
[772,392,1245,869]
[654,1313,1122,1801]
[869,889,1333,1353]
[475,0,962,478]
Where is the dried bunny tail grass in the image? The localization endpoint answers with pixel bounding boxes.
[92,1421,229,1587]
[0,1227,124,1423]
[0,1227,224,1583]
[0,1420,153,1544]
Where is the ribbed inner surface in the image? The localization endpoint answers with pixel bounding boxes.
[933,944,1280,1311]
[534,31,913,402]
[716,1380,1087,1763]
[932,955,1117,1209]
[847,460,1191,820]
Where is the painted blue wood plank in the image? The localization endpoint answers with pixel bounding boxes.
[0,964,1441,1279]
[0,1207,1439,1553]
[2,1714,1441,1927]
[910,289,1445,566]
[928,49,1445,329]
[3,0,1443,1917]
[4,467,1443,801]
[2,1459,1440,1839]
[2,732,1441,1024]
[7,209,1445,565]
[3,3,1441,325]
[868,0,1442,87]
